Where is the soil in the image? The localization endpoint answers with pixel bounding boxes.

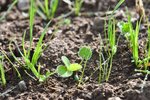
[0,0,150,100]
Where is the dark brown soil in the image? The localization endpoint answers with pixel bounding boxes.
[1,0,150,100]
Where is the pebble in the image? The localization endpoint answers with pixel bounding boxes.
[18,80,27,91]
[0,0,6,6]
[17,0,29,11]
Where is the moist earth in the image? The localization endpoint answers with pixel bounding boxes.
[0,0,150,100]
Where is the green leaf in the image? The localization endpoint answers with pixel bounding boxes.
[56,65,73,77]
[112,45,117,55]
[61,56,70,68]
[78,46,92,60]
[50,0,59,18]
[67,63,82,71]
[118,22,130,33]
[122,23,130,33]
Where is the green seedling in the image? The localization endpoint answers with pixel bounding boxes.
[134,25,150,92]
[105,18,117,81]
[98,19,117,82]
[118,14,141,67]
[64,0,83,16]
[78,46,92,85]
[74,0,84,16]
[117,21,130,34]
[98,0,125,83]
[36,0,59,20]
[0,54,6,86]
[78,46,92,61]
[136,24,150,69]
[56,56,82,77]
[9,0,53,82]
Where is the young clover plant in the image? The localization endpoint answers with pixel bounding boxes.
[78,46,92,85]
[56,56,82,77]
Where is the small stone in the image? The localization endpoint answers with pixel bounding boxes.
[92,17,105,32]
[18,80,27,91]
[17,0,29,11]
[0,0,6,6]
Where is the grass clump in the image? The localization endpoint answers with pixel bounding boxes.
[98,18,117,83]
[118,15,140,67]
[9,0,53,82]
[118,13,143,67]
[98,0,125,83]
[118,11,150,77]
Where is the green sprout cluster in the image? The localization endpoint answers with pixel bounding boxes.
[56,46,92,85]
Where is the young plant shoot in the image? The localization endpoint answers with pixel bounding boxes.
[98,0,125,83]
[74,0,84,16]
[118,15,140,67]
[78,46,92,85]
[37,0,59,20]
[0,54,6,86]
[56,56,82,77]
[106,18,117,81]
[9,0,53,82]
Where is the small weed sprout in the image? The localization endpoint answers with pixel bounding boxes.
[62,0,83,16]
[37,0,59,20]
[106,19,117,81]
[0,53,6,86]
[56,56,82,77]
[78,46,92,85]
[74,0,84,16]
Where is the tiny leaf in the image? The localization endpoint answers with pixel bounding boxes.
[78,46,92,60]
[67,63,82,71]
[118,21,130,33]
[56,65,73,77]
[61,56,70,68]
[39,75,46,82]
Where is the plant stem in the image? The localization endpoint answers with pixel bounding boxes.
[78,60,87,85]
[0,56,6,86]
[106,55,113,81]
